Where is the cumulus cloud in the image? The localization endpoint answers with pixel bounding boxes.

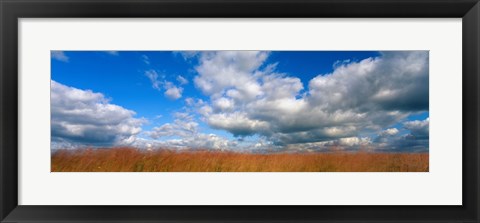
[194,51,269,97]
[134,134,236,151]
[285,137,373,152]
[51,80,145,149]
[379,128,399,137]
[372,118,429,152]
[188,51,429,150]
[142,112,236,150]
[206,112,271,137]
[51,51,69,62]
[146,112,198,139]
[404,118,429,139]
[164,82,183,100]
[212,97,234,112]
[308,51,429,112]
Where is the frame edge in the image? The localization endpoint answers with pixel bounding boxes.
[463,1,480,222]
[0,0,19,222]
[1,0,479,222]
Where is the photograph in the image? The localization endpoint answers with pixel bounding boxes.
[50,50,429,172]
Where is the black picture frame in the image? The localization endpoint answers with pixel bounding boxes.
[1,0,479,222]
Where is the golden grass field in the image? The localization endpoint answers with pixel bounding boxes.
[51,147,429,172]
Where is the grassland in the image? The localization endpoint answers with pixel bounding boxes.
[51,147,429,172]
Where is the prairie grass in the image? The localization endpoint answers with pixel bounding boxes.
[51,147,429,172]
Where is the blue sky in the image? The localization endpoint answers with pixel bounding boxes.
[51,51,429,152]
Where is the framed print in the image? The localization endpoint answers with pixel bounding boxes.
[1,0,479,222]
[49,50,430,173]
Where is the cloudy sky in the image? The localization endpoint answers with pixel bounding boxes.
[51,51,429,153]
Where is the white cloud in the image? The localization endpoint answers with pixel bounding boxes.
[212,97,234,111]
[194,51,269,97]
[51,80,145,149]
[145,70,162,90]
[206,112,270,137]
[146,112,197,139]
[404,117,429,139]
[164,82,183,100]
[146,121,197,138]
[177,75,189,85]
[372,118,429,152]
[134,133,235,151]
[309,51,429,112]
[145,70,183,100]
[51,51,69,62]
[337,137,372,147]
[284,137,373,152]
[379,128,399,137]
[142,112,236,150]
[188,51,429,150]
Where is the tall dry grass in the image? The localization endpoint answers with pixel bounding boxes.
[51,147,429,172]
